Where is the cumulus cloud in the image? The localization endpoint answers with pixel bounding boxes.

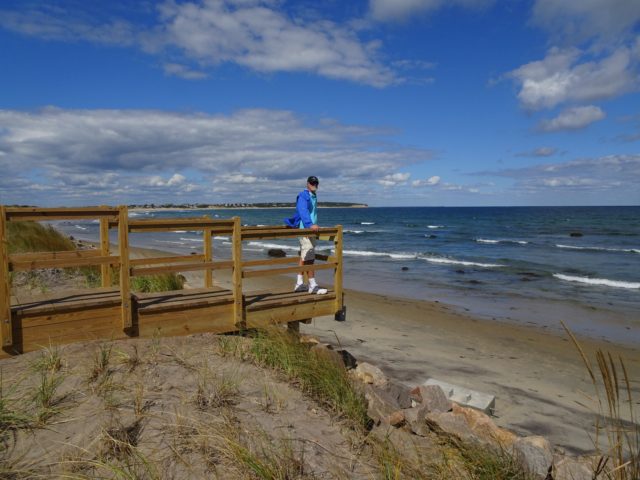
[532,0,640,45]
[508,46,638,110]
[0,107,432,204]
[378,172,411,186]
[369,0,494,22]
[538,105,605,132]
[411,175,440,187]
[0,1,396,87]
[481,154,640,194]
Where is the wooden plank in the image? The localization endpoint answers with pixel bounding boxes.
[334,225,343,313]
[232,217,243,328]
[17,305,121,329]
[9,255,119,271]
[204,228,213,288]
[246,299,336,328]
[241,227,338,240]
[100,217,111,287]
[137,303,236,337]
[130,260,233,277]
[9,250,102,262]
[242,257,298,268]
[0,205,12,347]
[118,206,132,329]
[135,289,233,314]
[246,291,335,312]
[129,254,205,266]
[243,262,337,279]
[5,206,118,222]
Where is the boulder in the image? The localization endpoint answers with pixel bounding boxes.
[354,362,388,387]
[569,232,583,237]
[451,404,516,447]
[513,436,554,480]
[401,266,409,271]
[552,456,593,480]
[410,385,451,413]
[425,411,479,443]
[403,405,430,436]
[267,248,287,257]
[336,349,357,370]
[387,410,406,427]
[365,385,402,424]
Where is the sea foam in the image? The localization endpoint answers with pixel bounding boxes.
[476,238,528,245]
[553,274,640,290]
[556,244,640,254]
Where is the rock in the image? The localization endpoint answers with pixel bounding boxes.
[403,406,430,436]
[569,232,583,237]
[451,404,516,447]
[401,266,409,271]
[425,411,479,443]
[455,269,465,274]
[299,335,320,346]
[336,349,357,369]
[387,410,405,427]
[268,248,287,257]
[384,380,412,408]
[365,385,402,424]
[410,385,451,413]
[552,456,593,480]
[427,234,437,239]
[513,436,554,480]
[310,344,344,368]
[354,362,388,387]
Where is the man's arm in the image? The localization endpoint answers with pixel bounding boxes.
[296,193,315,228]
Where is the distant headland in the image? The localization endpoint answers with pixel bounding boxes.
[128,202,368,209]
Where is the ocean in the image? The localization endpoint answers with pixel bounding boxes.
[55,206,640,345]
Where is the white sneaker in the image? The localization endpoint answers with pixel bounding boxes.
[308,285,328,295]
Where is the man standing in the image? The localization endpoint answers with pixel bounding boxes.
[284,176,327,294]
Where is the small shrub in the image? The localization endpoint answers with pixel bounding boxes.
[130,273,184,293]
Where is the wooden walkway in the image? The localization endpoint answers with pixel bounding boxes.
[0,206,344,357]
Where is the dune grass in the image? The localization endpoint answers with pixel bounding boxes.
[563,322,640,480]
[6,221,76,254]
[130,273,185,293]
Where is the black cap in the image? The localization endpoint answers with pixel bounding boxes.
[307,176,319,186]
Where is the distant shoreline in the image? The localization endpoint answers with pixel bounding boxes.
[130,205,368,211]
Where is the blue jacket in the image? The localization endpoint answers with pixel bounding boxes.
[284,189,316,228]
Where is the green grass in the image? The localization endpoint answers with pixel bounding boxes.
[130,273,185,293]
[6,221,76,254]
[245,328,370,431]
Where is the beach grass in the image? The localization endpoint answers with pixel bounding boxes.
[6,221,76,254]
[563,322,640,479]
[130,273,185,293]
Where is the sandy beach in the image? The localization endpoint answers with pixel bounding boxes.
[191,263,640,455]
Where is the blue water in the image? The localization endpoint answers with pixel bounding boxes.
[57,206,640,343]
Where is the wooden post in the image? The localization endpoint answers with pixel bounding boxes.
[100,217,111,287]
[118,206,132,329]
[334,225,343,312]
[231,217,244,328]
[204,228,213,288]
[0,206,12,347]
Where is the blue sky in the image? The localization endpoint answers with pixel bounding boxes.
[0,0,639,206]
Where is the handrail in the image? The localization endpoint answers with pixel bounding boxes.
[5,206,119,222]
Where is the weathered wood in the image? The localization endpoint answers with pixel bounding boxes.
[135,287,232,314]
[136,303,235,337]
[0,206,12,347]
[232,217,243,328]
[246,298,336,328]
[118,206,132,329]
[334,225,343,313]
[245,290,335,311]
[12,288,121,318]
[241,227,338,240]
[204,228,213,288]
[100,217,111,287]
[130,260,233,277]
[242,257,298,268]
[5,206,118,222]
[9,255,119,272]
[242,262,337,279]
[129,254,205,266]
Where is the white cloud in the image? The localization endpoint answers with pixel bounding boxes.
[378,172,410,186]
[369,0,494,22]
[163,63,208,80]
[411,175,440,187]
[508,46,638,110]
[532,0,640,45]
[0,1,396,87]
[0,107,432,204]
[516,147,558,157]
[483,154,640,194]
[538,105,605,132]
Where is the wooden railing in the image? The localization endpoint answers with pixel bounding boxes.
[0,205,343,348]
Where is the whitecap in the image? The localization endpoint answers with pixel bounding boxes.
[345,230,364,234]
[556,244,640,254]
[553,274,640,290]
[247,241,299,251]
[214,236,230,241]
[343,249,415,259]
[361,222,375,225]
[74,225,87,230]
[477,238,528,245]
[180,237,203,243]
[419,256,501,268]
[427,225,443,229]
